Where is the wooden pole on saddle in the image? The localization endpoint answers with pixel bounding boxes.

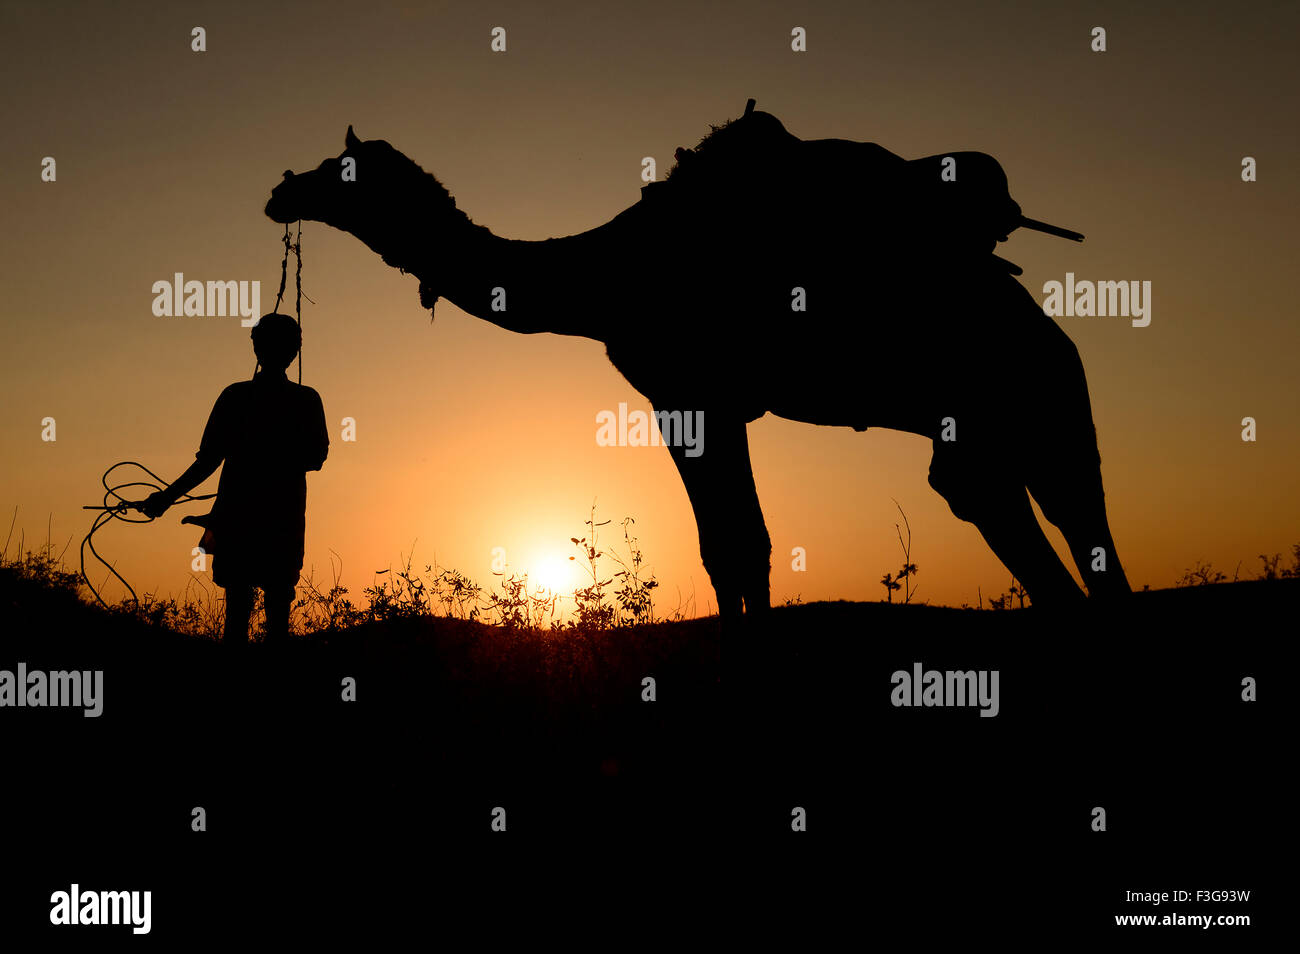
[1018,216,1085,242]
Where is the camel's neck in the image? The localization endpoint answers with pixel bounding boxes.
[353,182,614,342]
[434,227,610,341]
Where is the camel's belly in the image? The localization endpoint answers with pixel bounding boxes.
[759,320,1016,439]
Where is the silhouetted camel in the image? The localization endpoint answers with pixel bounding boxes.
[265,108,1131,615]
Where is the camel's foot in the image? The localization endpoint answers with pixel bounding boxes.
[1082,564,1133,600]
[1024,579,1087,607]
[716,590,743,618]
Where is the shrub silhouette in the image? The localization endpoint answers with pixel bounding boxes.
[6,504,1299,637]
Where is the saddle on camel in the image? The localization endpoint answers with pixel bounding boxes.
[647,98,1083,277]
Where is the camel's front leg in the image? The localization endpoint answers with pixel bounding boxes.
[661,414,771,617]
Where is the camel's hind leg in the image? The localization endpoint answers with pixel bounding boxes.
[1028,455,1132,598]
[928,450,1085,606]
[1021,316,1133,598]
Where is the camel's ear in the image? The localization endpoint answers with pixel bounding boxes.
[345,125,361,150]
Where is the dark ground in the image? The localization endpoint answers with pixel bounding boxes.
[0,569,1284,940]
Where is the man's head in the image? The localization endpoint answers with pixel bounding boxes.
[250,313,301,372]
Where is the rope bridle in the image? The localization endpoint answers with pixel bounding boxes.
[263,220,308,382]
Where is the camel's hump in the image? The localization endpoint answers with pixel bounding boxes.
[652,107,1040,261]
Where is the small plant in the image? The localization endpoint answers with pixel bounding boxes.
[568,505,617,632]
[363,547,431,623]
[880,500,919,604]
[610,517,659,625]
[482,572,558,631]
[1176,560,1227,587]
[428,565,482,621]
[1287,544,1300,578]
[984,578,1027,611]
[2,511,81,595]
[1251,545,1300,581]
[297,551,365,633]
[662,583,697,622]
[1177,545,1300,587]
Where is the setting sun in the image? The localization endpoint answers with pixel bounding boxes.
[524,551,583,597]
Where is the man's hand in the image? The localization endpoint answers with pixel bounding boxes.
[139,491,172,519]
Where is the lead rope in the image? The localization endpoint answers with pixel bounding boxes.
[263,220,308,383]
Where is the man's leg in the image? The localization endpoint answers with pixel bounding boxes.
[223,584,255,646]
[262,580,294,646]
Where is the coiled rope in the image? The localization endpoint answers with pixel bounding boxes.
[79,462,216,610]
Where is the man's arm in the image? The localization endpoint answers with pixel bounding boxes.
[305,389,329,472]
[139,457,219,518]
[164,457,220,503]
[140,389,229,517]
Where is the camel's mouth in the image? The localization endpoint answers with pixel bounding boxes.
[264,190,296,223]
[264,171,301,223]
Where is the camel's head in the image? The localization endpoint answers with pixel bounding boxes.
[266,127,472,305]
[265,125,406,229]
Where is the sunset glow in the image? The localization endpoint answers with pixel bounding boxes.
[1,4,1296,618]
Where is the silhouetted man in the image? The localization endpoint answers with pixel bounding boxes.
[142,313,329,646]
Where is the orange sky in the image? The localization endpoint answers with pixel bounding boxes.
[2,1,1297,616]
